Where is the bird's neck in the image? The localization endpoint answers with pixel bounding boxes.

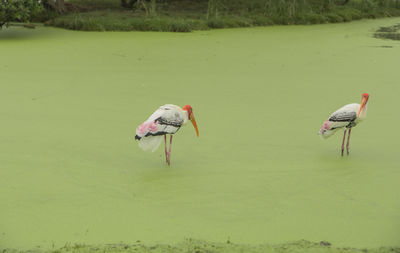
[183,110,190,124]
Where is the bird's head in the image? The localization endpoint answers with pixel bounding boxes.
[182,104,199,137]
[358,93,369,117]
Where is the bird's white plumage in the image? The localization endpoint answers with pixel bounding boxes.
[138,135,163,152]
[319,102,367,139]
[135,104,188,152]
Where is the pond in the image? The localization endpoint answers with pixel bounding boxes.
[1,18,399,250]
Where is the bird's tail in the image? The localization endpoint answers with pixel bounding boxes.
[138,135,163,152]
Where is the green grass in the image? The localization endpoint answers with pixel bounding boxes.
[46,8,400,32]
[69,0,122,10]
[47,11,209,32]
[38,0,400,32]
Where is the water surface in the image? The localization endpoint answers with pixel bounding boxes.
[1,18,400,250]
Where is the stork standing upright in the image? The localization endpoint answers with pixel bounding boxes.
[319,93,369,156]
[135,104,199,165]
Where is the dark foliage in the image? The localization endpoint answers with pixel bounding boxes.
[0,0,42,28]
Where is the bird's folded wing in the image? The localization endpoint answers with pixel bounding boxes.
[328,111,357,122]
[136,108,184,139]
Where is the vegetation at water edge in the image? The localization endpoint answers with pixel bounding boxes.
[1,0,400,32]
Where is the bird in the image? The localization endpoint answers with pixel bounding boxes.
[135,104,199,165]
[319,93,369,156]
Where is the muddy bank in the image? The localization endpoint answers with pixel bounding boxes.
[2,240,400,253]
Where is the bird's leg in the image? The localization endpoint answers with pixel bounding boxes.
[341,129,347,156]
[346,128,352,155]
[164,135,168,164]
[167,135,173,166]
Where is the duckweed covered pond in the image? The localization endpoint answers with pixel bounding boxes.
[1,18,400,251]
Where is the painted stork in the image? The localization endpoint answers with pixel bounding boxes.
[135,104,199,165]
[319,93,369,156]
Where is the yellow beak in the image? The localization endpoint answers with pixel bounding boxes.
[190,113,199,137]
[357,96,368,117]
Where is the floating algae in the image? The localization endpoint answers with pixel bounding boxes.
[1,18,400,251]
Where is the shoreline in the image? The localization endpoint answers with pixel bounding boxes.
[2,239,400,253]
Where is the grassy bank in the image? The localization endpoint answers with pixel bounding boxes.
[43,0,400,32]
[2,240,400,253]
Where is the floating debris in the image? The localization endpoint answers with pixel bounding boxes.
[374,23,400,41]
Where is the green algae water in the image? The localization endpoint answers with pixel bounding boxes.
[1,18,400,251]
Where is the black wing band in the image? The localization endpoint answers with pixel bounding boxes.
[144,131,169,137]
[155,117,183,128]
[329,111,357,122]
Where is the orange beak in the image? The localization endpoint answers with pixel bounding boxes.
[357,96,368,117]
[190,113,199,137]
